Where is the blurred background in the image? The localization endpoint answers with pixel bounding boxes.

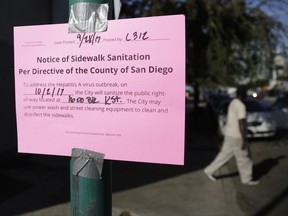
[1,0,288,215]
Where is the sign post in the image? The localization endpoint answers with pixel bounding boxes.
[68,1,112,215]
[70,148,111,215]
[14,14,185,215]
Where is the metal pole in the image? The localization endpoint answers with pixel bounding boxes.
[68,1,115,214]
[70,149,112,216]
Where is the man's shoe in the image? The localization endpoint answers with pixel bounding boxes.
[242,180,259,185]
[204,170,217,182]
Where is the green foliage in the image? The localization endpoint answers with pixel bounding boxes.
[278,75,288,81]
[250,78,269,88]
[120,0,288,89]
[186,0,286,87]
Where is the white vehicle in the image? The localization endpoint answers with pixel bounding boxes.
[218,98,277,138]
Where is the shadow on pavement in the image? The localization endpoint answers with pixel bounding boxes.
[112,150,217,192]
[253,186,288,216]
[215,171,239,180]
[0,153,71,215]
[215,155,288,182]
[0,107,220,215]
[253,155,287,181]
[0,151,218,215]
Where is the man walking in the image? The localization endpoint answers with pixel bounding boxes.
[204,86,259,185]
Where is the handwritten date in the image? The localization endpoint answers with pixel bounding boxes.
[35,87,64,98]
[77,32,101,48]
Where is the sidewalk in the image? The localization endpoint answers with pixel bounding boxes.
[0,149,245,216]
[4,140,288,216]
[19,169,244,216]
[111,166,244,216]
[1,108,287,215]
[0,108,247,216]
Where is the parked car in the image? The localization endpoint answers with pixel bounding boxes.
[271,97,288,129]
[273,96,288,113]
[218,98,277,138]
[207,94,232,115]
[247,89,265,100]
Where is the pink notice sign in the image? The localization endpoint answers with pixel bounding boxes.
[14,15,185,165]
